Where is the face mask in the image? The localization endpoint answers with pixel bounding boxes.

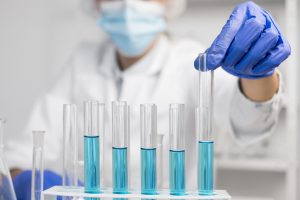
[98,0,166,57]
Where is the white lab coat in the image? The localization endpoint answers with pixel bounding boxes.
[6,35,283,190]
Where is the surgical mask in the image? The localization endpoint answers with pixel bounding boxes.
[98,0,166,57]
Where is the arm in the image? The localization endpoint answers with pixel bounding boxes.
[240,73,279,102]
[10,169,22,179]
[229,71,283,145]
[194,2,290,144]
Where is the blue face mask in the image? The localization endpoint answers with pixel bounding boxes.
[98,0,166,57]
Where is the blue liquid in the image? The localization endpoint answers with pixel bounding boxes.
[169,150,185,195]
[141,148,156,194]
[113,147,128,194]
[198,141,214,195]
[84,136,100,194]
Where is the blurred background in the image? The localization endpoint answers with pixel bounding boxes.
[0,0,298,199]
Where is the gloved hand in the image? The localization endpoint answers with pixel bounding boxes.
[13,170,62,200]
[0,175,17,199]
[194,1,291,79]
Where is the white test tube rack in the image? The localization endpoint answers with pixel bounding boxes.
[43,186,231,199]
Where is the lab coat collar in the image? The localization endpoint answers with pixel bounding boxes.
[98,34,170,78]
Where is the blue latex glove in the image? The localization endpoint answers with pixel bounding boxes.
[0,175,16,199]
[13,170,62,200]
[194,1,291,79]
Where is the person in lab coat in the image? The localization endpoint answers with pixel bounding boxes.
[9,0,290,199]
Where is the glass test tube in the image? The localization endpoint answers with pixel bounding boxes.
[197,53,214,195]
[112,101,129,194]
[62,104,78,187]
[0,118,4,152]
[84,100,104,194]
[31,130,45,200]
[0,119,17,200]
[140,104,157,194]
[169,104,185,196]
[156,134,164,190]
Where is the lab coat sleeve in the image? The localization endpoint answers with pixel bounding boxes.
[229,71,284,146]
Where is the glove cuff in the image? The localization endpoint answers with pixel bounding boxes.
[222,66,275,79]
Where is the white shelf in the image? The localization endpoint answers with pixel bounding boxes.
[216,158,288,172]
[232,197,274,200]
[187,0,284,3]
[43,186,231,200]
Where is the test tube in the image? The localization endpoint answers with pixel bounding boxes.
[62,104,78,187]
[84,100,104,194]
[197,53,214,195]
[169,104,185,196]
[112,101,129,194]
[0,118,5,152]
[0,119,17,200]
[31,130,45,200]
[156,134,164,190]
[140,104,157,195]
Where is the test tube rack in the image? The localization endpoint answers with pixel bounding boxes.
[43,186,231,199]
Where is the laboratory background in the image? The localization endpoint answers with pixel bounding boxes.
[0,0,299,199]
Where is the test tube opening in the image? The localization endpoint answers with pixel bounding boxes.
[169,104,185,151]
[112,101,129,148]
[32,131,45,149]
[140,103,157,149]
[84,100,105,137]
